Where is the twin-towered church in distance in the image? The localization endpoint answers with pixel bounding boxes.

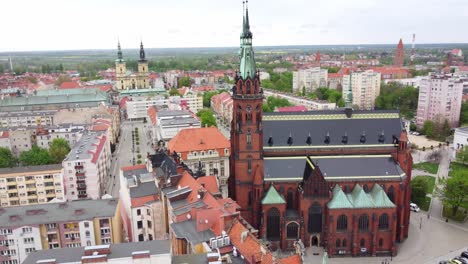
[114,4,413,258]
[228,5,413,258]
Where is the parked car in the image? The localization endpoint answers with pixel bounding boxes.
[410,203,420,212]
[461,252,468,259]
[458,257,468,264]
[449,259,463,264]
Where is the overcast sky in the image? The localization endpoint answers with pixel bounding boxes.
[1,0,467,52]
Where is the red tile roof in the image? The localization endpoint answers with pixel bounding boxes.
[121,164,147,171]
[328,73,343,78]
[167,127,230,160]
[196,176,220,194]
[90,124,109,132]
[147,106,157,126]
[59,81,81,89]
[0,131,9,138]
[131,194,159,207]
[90,135,107,164]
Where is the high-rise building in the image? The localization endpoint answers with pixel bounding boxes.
[292,67,328,94]
[393,38,405,66]
[416,74,465,128]
[115,41,150,90]
[342,70,381,110]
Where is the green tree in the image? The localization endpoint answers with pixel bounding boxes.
[422,120,436,138]
[19,145,52,166]
[411,177,429,204]
[169,88,181,96]
[456,146,468,165]
[55,75,71,86]
[178,76,192,88]
[0,147,16,168]
[263,96,293,112]
[460,102,468,125]
[49,138,71,163]
[197,108,217,128]
[436,170,468,216]
[374,83,419,119]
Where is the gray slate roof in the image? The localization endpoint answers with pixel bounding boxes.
[263,109,403,148]
[0,164,62,175]
[171,220,215,244]
[22,240,170,264]
[0,199,119,228]
[264,155,405,182]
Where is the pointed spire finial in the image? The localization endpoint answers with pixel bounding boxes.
[117,39,123,61]
[139,40,146,62]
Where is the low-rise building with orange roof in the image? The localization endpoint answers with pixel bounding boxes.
[168,127,230,197]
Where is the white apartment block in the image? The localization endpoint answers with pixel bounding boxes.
[36,124,85,149]
[177,94,203,113]
[263,90,336,110]
[62,131,111,201]
[0,164,65,207]
[342,70,381,110]
[416,74,465,128]
[126,96,181,120]
[453,127,468,158]
[292,67,328,93]
[9,128,34,157]
[0,225,42,264]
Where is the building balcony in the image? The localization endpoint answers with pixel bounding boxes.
[77,186,87,191]
[6,181,17,186]
[74,165,84,170]
[78,194,87,199]
[75,172,85,177]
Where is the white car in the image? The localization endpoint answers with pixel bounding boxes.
[410,203,420,212]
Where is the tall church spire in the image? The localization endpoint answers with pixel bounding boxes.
[117,40,123,61]
[139,41,146,62]
[239,0,255,79]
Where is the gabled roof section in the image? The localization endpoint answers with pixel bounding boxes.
[261,185,286,205]
[347,184,375,208]
[369,184,396,208]
[327,185,353,209]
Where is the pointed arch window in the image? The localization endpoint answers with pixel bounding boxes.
[247,156,252,174]
[336,214,347,232]
[266,208,280,241]
[387,186,395,203]
[342,238,347,247]
[336,239,341,248]
[378,238,383,247]
[358,214,369,232]
[287,189,294,209]
[308,203,322,233]
[360,238,365,247]
[246,80,251,94]
[286,222,299,239]
[378,213,389,230]
[246,129,252,146]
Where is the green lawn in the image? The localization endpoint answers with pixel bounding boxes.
[449,162,468,177]
[413,162,439,174]
[411,176,436,211]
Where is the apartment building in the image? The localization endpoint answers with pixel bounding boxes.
[0,131,10,150]
[292,67,328,93]
[0,110,56,128]
[9,128,34,156]
[168,127,230,197]
[23,240,170,264]
[263,90,336,110]
[416,74,465,128]
[0,164,64,207]
[210,92,233,125]
[0,199,122,264]
[62,131,111,201]
[119,165,166,243]
[147,108,201,144]
[342,70,381,110]
[35,124,85,149]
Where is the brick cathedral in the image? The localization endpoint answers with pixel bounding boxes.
[228,5,413,257]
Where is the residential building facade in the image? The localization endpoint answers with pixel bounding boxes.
[0,164,64,207]
[62,132,111,201]
[0,199,122,264]
[0,110,56,128]
[292,67,328,94]
[342,70,381,110]
[416,74,465,128]
[168,127,230,197]
[35,124,85,149]
[119,165,166,243]
[453,127,468,158]
[147,109,201,144]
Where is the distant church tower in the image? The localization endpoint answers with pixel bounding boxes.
[229,2,264,228]
[115,41,126,90]
[137,41,149,89]
[393,38,405,67]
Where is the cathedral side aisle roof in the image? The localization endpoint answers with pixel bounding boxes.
[262,185,286,205]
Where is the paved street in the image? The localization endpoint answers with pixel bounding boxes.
[105,120,155,198]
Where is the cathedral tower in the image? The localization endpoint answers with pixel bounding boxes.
[229,2,264,227]
[115,41,127,90]
[393,38,405,67]
[137,41,149,89]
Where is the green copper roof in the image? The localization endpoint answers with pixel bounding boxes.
[369,184,396,208]
[238,6,256,80]
[262,185,286,205]
[327,185,353,209]
[328,183,396,209]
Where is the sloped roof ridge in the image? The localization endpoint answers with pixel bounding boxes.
[261,185,286,205]
[327,184,353,209]
[370,184,396,208]
[348,184,376,208]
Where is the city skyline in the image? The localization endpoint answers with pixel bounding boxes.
[2,0,468,52]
